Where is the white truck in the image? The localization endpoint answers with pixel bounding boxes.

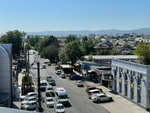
[55,87,69,106]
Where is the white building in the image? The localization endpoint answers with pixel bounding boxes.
[112,59,150,110]
[0,44,12,107]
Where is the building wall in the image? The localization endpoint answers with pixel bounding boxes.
[112,59,150,109]
[0,44,12,107]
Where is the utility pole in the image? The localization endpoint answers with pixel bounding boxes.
[37,62,42,112]
[27,50,30,76]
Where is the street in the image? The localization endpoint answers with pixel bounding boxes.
[29,50,109,113]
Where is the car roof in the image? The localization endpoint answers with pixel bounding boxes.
[46,85,52,88]
[40,80,47,83]
[95,93,105,96]
[56,103,63,106]
[89,89,100,92]
[55,87,67,95]
[28,92,37,95]
[46,97,53,99]
[28,96,37,99]
[28,100,37,103]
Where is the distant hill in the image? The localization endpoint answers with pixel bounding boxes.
[27,28,150,36]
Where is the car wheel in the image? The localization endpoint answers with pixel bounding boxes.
[98,99,100,103]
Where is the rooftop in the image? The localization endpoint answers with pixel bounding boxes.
[84,55,138,60]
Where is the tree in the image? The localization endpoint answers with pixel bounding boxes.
[134,43,150,65]
[65,35,77,44]
[81,36,95,55]
[26,35,40,47]
[0,30,26,58]
[39,36,59,62]
[59,41,83,65]
[41,45,59,63]
[25,44,31,51]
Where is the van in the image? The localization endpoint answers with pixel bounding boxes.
[55,87,69,105]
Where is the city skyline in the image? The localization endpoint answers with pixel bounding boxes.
[0,0,150,33]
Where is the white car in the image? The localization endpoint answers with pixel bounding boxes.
[21,96,37,105]
[88,89,102,99]
[21,101,38,110]
[60,73,66,78]
[45,97,54,107]
[76,80,84,87]
[40,80,47,91]
[20,92,37,101]
[46,85,54,96]
[91,93,113,103]
[56,70,61,75]
[54,103,65,113]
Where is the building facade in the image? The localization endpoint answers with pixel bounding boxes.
[0,44,12,107]
[112,59,150,110]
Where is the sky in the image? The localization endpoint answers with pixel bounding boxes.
[0,0,150,33]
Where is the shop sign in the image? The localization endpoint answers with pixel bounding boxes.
[131,83,134,88]
[119,78,122,83]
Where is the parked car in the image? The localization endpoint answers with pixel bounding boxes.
[21,96,37,105]
[40,80,47,91]
[46,85,55,96]
[55,66,60,71]
[69,75,83,80]
[86,86,103,93]
[46,76,52,81]
[91,93,113,103]
[42,64,46,69]
[48,62,51,66]
[48,79,56,86]
[88,89,103,99]
[60,73,66,78]
[54,103,65,113]
[21,101,38,110]
[76,80,84,87]
[20,92,38,101]
[45,97,54,107]
[56,70,62,75]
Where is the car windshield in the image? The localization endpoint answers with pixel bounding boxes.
[47,99,53,102]
[47,88,53,90]
[57,105,64,109]
[50,80,55,82]
[40,83,47,86]
[93,91,100,94]
[59,95,67,99]
[89,87,97,90]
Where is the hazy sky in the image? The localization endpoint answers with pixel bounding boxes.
[0,0,150,33]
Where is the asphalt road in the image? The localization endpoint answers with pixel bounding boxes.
[29,50,109,113]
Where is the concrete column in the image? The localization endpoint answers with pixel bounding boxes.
[127,74,131,99]
[122,73,125,95]
[134,77,137,102]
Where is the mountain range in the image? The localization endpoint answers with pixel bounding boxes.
[27,28,150,36]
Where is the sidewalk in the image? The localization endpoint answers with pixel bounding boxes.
[73,70,148,113]
[13,69,25,109]
[85,81,149,113]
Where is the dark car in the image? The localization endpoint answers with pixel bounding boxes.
[70,75,83,80]
[46,76,52,82]
[48,79,56,86]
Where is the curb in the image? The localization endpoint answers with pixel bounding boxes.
[83,81,90,87]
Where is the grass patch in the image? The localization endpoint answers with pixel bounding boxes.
[22,71,26,75]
